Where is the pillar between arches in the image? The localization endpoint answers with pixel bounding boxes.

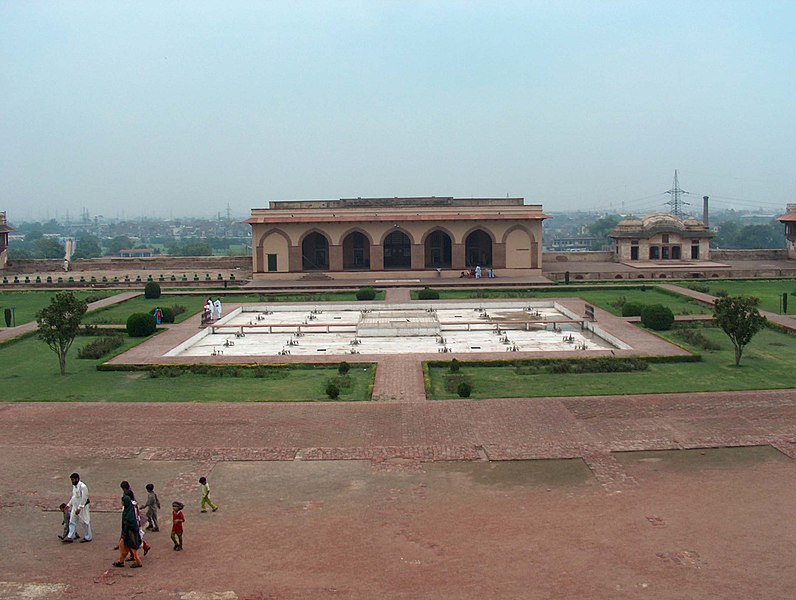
[288,245,302,272]
[370,244,384,270]
[493,243,506,268]
[452,243,465,270]
[411,244,424,270]
[329,244,343,272]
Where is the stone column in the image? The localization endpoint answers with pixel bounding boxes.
[411,244,425,270]
[329,244,343,272]
[288,245,303,272]
[370,244,384,271]
[452,243,465,270]
[492,243,506,268]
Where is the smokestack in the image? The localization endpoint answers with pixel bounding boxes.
[702,196,709,228]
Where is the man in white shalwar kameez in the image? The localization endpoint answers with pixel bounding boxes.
[214,298,222,320]
[63,472,92,543]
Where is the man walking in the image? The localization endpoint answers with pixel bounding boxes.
[63,472,92,543]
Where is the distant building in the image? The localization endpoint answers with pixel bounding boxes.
[246,197,547,279]
[609,213,713,262]
[777,204,796,260]
[548,236,602,252]
[118,248,154,258]
[0,212,14,270]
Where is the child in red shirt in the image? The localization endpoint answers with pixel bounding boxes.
[171,501,185,551]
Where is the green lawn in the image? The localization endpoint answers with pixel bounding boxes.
[415,286,712,316]
[681,279,796,314]
[426,326,796,399]
[0,335,375,402]
[84,291,385,325]
[0,290,116,327]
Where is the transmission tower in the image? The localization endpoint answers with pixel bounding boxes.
[664,170,690,217]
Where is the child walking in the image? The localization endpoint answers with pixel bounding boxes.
[171,501,185,550]
[142,483,161,531]
[199,477,218,512]
[58,503,79,541]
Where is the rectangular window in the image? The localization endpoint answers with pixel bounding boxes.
[267,254,278,272]
[662,234,670,244]
[691,244,700,259]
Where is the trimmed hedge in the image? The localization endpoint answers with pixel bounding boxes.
[621,301,645,317]
[418,287,440,300]
[356,287,377,301]
[77,335,125,359]
[126,313,157,337]
[640,304,675,330]
[144,281,161,299]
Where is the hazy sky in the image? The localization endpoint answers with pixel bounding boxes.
[2,1,794,222]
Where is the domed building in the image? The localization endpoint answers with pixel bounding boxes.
[0,212,13,270]
[609,212,713,263]
[778,204,796,260]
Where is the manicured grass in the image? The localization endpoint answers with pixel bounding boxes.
[681,279,796,314]
[84,291,385,325]
[426,326,796,399]
[0,335,375,402]
[0,290,116,327]
[415,286,712,316]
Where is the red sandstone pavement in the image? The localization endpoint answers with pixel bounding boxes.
[1,392,795,600]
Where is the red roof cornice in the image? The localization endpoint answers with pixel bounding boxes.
[245,213,549,225]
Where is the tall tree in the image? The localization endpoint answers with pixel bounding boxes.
[713,295,767,366]
[36,292,88,375]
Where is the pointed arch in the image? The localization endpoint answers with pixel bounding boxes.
[341,228,372,270]
[464,228,493,268]
[299,229,331,271]
[422,227,453,268]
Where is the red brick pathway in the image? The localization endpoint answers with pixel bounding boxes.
[372,356,426,402]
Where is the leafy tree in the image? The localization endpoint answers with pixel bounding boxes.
[586,214,622,250]
[106,236,132,255]
[36,291,88,375]
[72,234,102,259]
[33,237,65,258]
[178,242,213,256]
[713,295,767,366]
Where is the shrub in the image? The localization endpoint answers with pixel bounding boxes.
[449,358,460,373]
[640,304,674,330]
[457,381,473,398]
[144,281,161,299]
[126,313,157,337]
[356,287,376,301]
[672,327,722,351]
[688,283,710,294]
[325,380,340,399]
[609,295,627,309]
[161,306,176,324]
[338,361,350,375]
[714,289,728,298]
[171,304,187,317]
[621,301,645,317]
[418,287,440,300]
[77,335,124,359]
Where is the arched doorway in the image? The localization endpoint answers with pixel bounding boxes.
[424,230,452,268]
[383,230,411,269]
[465,229,492,267]
[301,232,329,271]
[342,231,370,270]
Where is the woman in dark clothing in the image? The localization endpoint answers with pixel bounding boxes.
[113,492,142,568]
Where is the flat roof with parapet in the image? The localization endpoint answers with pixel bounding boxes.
[246,196,548,224]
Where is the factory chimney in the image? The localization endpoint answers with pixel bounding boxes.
[702,196,709,228]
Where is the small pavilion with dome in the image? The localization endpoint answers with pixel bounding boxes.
[609,213,714,263]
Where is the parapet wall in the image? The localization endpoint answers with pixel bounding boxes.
[543,251,614,263]
[6,256,252,274]
[709,249,788,261]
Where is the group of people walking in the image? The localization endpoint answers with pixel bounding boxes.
[59,472,219,569]
[204,297,223,322]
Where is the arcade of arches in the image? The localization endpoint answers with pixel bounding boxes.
[247,197,546,277]
[256,224,538,273]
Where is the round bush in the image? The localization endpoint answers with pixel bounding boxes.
[640,304,674,331]
[457,381,472,398]
[356,287,376,301]
[449,358,460,373]
[161,306,176,324]
[144,281,161,299]
[126,312,157,337]
[338,361,350,375]
[417,287,440,300]
[621,301,645,317]
[325,381,340,399]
